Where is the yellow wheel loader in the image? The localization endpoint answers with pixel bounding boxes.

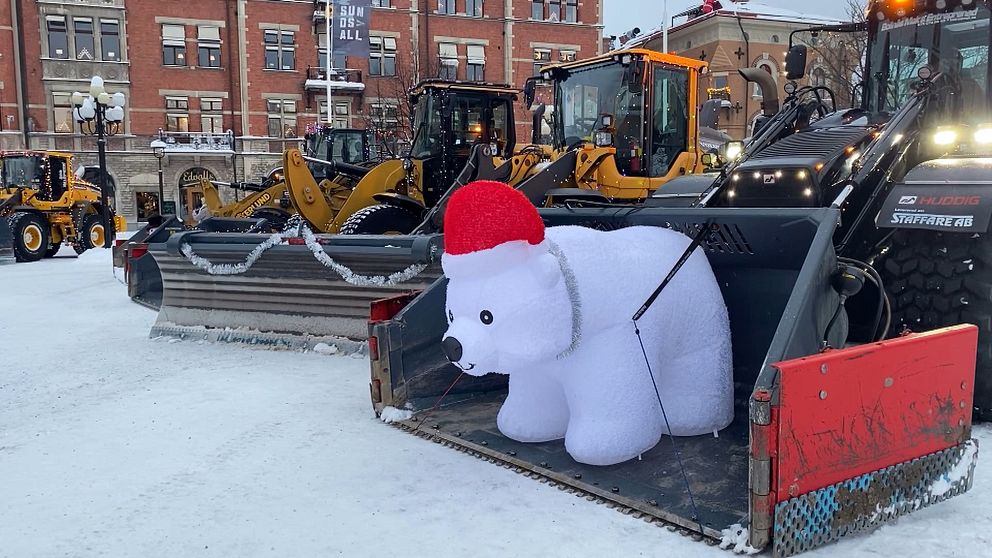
[508,48,722,206]
[191,127,375,230]
[0,150,125,262]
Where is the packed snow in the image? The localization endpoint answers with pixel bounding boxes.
[2,248,992,557]
[378,406,414,424]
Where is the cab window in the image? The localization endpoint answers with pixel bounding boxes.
[650,65,690,177]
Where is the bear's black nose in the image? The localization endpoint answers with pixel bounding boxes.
[442,336,463,363]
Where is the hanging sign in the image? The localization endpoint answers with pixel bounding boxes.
[332,0,371,58]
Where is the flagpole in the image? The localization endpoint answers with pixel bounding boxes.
[325,1,334,125]
[663,0,669,53]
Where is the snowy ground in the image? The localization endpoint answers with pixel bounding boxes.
[1,249,991,557]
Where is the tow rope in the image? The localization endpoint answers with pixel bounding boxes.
[632,221,715,533]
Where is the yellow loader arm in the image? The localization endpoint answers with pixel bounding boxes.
[284,148,339,232]
[283,148,411,234]
[198,178,225,213]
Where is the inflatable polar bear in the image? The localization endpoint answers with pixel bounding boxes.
[440,181,734,467]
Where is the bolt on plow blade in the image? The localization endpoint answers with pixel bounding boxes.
[369,207,980,555]
[148,229,442,350]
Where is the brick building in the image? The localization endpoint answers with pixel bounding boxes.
[631,1,843,139]
[3,0,603,226]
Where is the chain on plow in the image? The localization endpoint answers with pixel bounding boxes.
[179,217,428,287]
[386,420,763,553]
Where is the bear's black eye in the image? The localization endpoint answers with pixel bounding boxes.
[480,310,494,325]
[447,309,454,322]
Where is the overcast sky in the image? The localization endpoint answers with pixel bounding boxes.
[604,0,860,36]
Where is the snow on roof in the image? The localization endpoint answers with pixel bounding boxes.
[304,79,366,92]
[715,1,840,24]
[625,1,843,48]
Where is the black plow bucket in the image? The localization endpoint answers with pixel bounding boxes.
[147,230,443,350]
[0,217,13,264]
[368,207,978,556]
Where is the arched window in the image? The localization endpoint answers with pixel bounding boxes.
[753,60,778,97]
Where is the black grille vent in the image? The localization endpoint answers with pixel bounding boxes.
[751,128,870,161]
[668,222,755,256]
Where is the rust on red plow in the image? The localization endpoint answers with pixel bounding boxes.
[761,325,979,556]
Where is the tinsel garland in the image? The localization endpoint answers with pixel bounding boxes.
[180,224,427,287]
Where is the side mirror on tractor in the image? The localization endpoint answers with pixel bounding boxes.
[523,78,536,108]
[786,45,808,80]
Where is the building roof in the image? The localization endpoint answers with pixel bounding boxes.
[626,1,843,48]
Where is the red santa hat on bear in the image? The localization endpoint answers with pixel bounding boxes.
[442,180,552,280]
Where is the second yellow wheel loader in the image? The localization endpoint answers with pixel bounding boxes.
[1,150,125,262]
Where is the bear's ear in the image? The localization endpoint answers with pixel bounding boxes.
[530,253,561,289]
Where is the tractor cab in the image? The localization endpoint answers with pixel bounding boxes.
[408,81,519,207]
[541,49,702,180]
[866,0,990,122]
[0,151,74,202]
[303,126,372,180]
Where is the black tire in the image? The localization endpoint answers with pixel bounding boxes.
[8,212,50,263]
[44,244,61,258]
[251,208,292,232]
[75,214,106,255]
[881,230,992,420]
[339,204,422,235]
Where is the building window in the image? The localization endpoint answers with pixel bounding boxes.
[369,101,400,128]
[811,67,827,87]
[466,45,485,82]
[47,16,69,59]
[439,42,458,80]
[198,26,221,68]
[531,1,544,20]
[467,0,483,17]
[565,0,577,22]
[437,0,455,14]
[320,100,352,129]
[53,93,74,134]
[74,18,95,60]
[166,96,189,132]
[533,48,551,75]
[101,20,120,61]
[371,0,391,6]
[264,30,295,70]
[201,98,224,133]
[754,61,777,97]
[136,192,162,222]
[162,24,187,66]
[369,36,397,76]
[559,49,576,62]
[266,99,297,138]
[548,0,560,21]
[318,34,347,72]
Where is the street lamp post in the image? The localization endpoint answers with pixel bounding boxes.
[72,76,125,249]
[150,137,167,215]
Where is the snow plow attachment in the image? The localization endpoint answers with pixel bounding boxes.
[368,207,978,556]
[147,228,442,349]
[0,217,13,264]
